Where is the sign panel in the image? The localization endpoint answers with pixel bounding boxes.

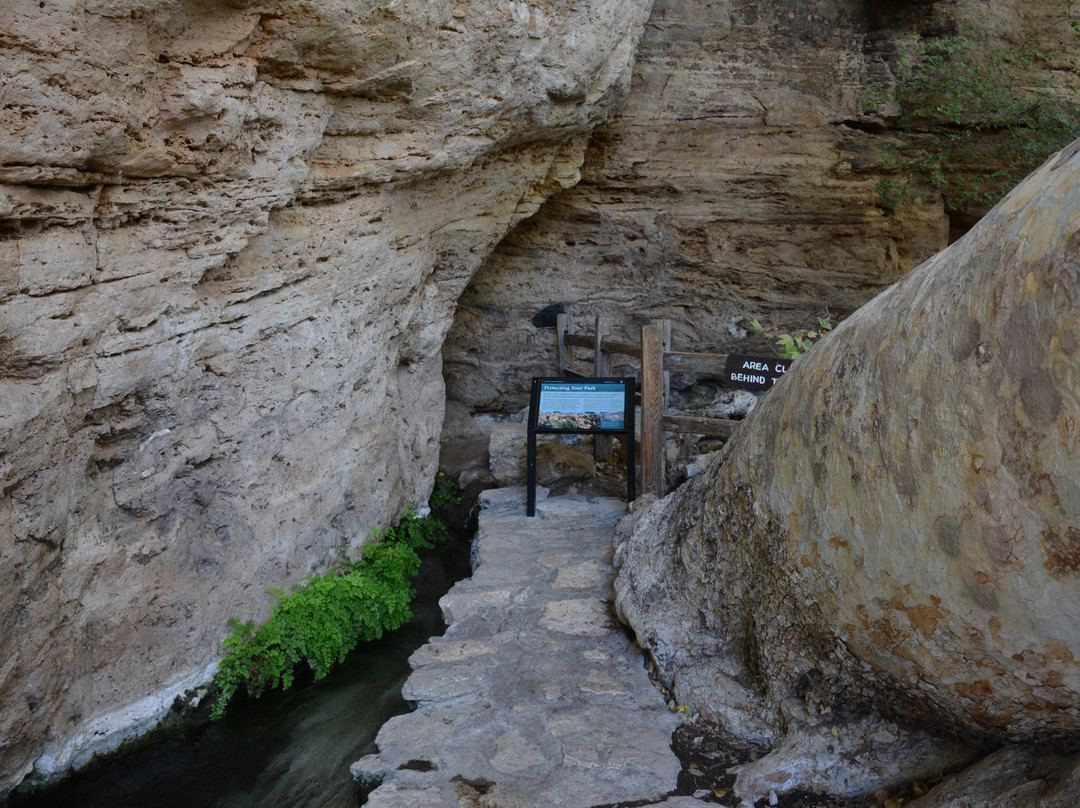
[723,354,793,393]
[535,380,628,432]
[527,377,636,516]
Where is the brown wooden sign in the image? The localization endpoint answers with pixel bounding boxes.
[723,354,792,392]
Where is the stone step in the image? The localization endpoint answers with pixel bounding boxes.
[352,488,686,807]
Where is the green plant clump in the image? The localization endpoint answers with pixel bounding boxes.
[688,380,709,415]
[868,10,1080,212]
[210,506,449,720]
[750,315,833,359]
[429,472,462,508]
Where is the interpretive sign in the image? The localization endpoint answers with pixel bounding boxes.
[527,377,635,516]
[723,354,793,393]
[534,380,628,431]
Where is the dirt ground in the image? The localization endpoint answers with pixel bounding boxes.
[670,721,877,807]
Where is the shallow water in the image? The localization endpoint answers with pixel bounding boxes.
[9,534,472,808]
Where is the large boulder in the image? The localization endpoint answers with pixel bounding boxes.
[613,138,1080,802]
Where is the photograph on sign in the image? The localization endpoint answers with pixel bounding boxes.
[537,380,626,430]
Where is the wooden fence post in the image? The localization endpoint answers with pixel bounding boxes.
[660,319,672,408]
[556,313,574,375]
[594,316,613,462]
[641,322,666,498]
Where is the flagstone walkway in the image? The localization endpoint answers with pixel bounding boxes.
[352,487,702,808]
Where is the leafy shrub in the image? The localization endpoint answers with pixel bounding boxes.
[429,473,462,508]
[750,315,833,359]
[210,507,449,719]
[688,380,709,415]
[868,12,1080,212]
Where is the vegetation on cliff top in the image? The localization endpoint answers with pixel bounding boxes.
[869,5,1080,213]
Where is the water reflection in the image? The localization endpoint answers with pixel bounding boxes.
[11,537,471,808]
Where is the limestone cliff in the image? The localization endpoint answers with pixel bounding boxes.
[443,0,1079,412]
[0,0,651,793]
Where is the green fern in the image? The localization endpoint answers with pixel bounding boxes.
[209,509,450,719]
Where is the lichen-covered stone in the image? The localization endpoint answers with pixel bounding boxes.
[613,138,1080,802]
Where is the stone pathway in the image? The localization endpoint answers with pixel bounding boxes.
[352,488,700,808]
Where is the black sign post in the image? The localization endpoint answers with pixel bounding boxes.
[723,354,793,393]
[527,377,636,517]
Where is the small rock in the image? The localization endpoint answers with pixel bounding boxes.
[704,389,757,420]
[350,754,389,791]
[490,423,528,485]
[536,442,595,489]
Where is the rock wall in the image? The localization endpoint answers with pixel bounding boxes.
[442,0,1074,412]
[0,0,651,794]
[612,137,1080,802]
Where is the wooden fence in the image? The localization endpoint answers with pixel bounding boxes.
[554,313,747,498]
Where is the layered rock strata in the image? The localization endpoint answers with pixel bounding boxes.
[613,140,1080,803]
[0,0,651,794]
[443,0,1077,413]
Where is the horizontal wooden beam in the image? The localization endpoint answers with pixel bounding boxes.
[601,338,642,358]
[663,414,738,437]
[563,333,593,349]
[563,333,643,359]
[567,335,730,371]
[663,351,729,374]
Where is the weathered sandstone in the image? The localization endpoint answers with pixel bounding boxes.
[0,0,651,793]
[612,138,1080,803]
[3,0,1077,800]
[443,0,1078,413]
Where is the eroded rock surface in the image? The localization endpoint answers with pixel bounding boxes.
[443,0,1078,414]
[613,139,1080,805]
[0,0,651,793]
[443,0,952,412]
[907,745,1080,808]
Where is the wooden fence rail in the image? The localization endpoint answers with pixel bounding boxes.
[553,313,745,497]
